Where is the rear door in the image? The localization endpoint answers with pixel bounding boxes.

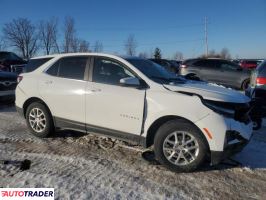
[216,60,243,88]
[39,56,89,130]
[85,56,146,135]
[193,60,220,83]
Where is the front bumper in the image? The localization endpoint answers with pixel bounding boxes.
[0,90,15,102]
[211,131,249,165]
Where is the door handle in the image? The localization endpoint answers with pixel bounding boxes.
[45,80,53,84]
[90,88,101,92]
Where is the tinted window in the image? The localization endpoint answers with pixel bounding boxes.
[219,61,240,70]
[9,53,22,61]
[257,60,266,76]
[0,52,10,60]
[93,57,135,85]
[46,61,59,76]
[58,57,87,80]
[26,58,53,72]
[193,60,217,68]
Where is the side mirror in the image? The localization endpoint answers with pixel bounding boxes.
[120,77,140,87]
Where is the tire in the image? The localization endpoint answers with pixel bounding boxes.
[26,102,54,137]
[154,119,208,172]
[241,79,250,91]
[253,119,262,131]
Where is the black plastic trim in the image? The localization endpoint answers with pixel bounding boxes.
[54,117,146,146]
[54,117,86,132]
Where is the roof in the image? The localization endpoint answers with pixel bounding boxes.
[31,53,140,60]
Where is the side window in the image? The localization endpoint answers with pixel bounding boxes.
[58,57,88,80]
[46,61,59,76]
[195,60,218,69]
[92,57,135,85]
[220,61,239,71]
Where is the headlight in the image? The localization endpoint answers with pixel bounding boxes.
[203,100,235,118]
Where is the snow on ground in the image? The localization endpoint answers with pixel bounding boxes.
[0,104,266,200]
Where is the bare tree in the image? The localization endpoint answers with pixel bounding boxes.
[3,18,38,59]
[0,36,6,50]
[63,16,76,53]
[220,48,231,59]
[138,52,148,58]
[93,41,103,52]
[173,51,183,60]
[78,39,90,52]
[39,17,59,55]
[124,34,137,56]
[154,47,162,59]
[72,38,90,52]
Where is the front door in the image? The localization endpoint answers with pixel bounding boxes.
[85,56,146,135]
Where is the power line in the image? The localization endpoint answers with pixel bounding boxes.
[77,23,209,32]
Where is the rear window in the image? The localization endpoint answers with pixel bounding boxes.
[26,58,53,72]
[257,60,266,76]
[182,59,198,65]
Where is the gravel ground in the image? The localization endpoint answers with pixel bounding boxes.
[0,104,266,200]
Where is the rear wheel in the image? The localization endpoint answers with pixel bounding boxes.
[26,102,54,137]
[154,119,208,172]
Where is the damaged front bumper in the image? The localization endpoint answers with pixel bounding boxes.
[211,130,250,165]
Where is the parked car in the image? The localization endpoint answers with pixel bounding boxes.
[0,51,27,73]
[246,60,266,129]
[16,53,253,172]
[150,59,179,74]
[0,70,17,102]
[239,59,263,69]
[25,55,54,73]
[180,58,251,90]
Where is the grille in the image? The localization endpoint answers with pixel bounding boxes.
[0,81,17,91]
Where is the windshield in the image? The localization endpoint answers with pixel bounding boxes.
[26,58,53,72]
[126,58,186,84]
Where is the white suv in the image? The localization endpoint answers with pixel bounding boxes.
[16,53,253,172]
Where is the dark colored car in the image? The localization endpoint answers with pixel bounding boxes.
[149,59,179,74]
[246,60,266,129]
[0,70,17,102]
[180,58,251,90]
[0,51,27,73]
[239,59,263,69]
[24,56,54,73]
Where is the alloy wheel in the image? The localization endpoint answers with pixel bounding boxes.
[163,131,199,166]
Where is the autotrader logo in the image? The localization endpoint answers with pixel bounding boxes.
[0,188,54,199]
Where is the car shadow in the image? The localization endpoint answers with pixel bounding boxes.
[49,129,88,139]
[0,102,16,112]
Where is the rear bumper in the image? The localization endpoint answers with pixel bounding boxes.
[211,131,250,165]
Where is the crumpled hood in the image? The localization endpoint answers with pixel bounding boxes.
[164,81,250,103]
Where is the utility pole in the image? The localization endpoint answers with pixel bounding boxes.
[204,17,208,57]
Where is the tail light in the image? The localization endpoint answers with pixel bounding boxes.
[256,77,266,86]
[17,75,23,83]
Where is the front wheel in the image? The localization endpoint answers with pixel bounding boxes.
[26,102,54,137]
[154,119,208,172]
